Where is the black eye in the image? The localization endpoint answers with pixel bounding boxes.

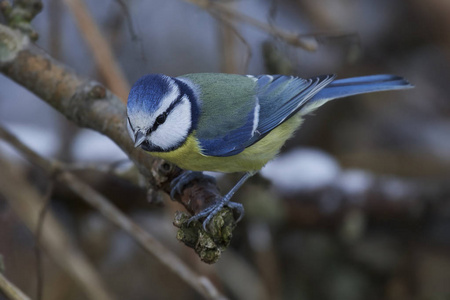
[156,113,167,125]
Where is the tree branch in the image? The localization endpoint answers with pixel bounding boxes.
[185,0,319,51]
[62,0,130,102]
[0,23,199,205]
[0,272,32,300]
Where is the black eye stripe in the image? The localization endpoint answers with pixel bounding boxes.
[167,93,185,113]
[150,94,186,132]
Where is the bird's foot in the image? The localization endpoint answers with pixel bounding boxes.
[170,171,216,200]
[188,195,244,231]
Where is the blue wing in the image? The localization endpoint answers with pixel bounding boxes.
[250,74,335,141]
[195,73,412,157]
[197,101,258,156]
[195,74,336,157]
[246,74,412,146]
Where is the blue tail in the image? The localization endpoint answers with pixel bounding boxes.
[310,74,413,102]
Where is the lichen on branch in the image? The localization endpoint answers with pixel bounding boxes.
[0,0,43,40]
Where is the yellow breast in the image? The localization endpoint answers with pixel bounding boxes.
[148,115,303,173]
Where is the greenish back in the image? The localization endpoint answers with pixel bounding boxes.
[180,73,257,140]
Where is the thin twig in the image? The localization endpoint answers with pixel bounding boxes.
[0,126,226,300]
[113,0,147,62]
[113,0,138,41]
[34,181,54,300]
[211,9,252,74]
[0,156,116,300]
[185,0,319,51]
[63,0,130,102]
[0,272,32,300]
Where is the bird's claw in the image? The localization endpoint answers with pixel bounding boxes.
[171,171,246,231]
[187,198,244,231]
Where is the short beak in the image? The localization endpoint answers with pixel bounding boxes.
[134,131,146,148]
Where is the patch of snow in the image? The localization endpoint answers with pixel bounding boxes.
[261,148,341,193]
[0,123,60,161]
[380,177,412,201]
[417,122,450,162]
[336,169,374,196]
[247,222,272,251]
[71,129,128,162]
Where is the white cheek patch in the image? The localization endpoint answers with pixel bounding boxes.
[149,96,192,150]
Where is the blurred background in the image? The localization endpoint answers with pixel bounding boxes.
[1,0,450,299]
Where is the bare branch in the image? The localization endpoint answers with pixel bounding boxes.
[62,0,130,102]
[113,0,147,62]
[34,181,54,300]
[0,23,157,182]
[0,23,212,200]
[185,0,319,51]
[211,9,252,74]
[0,272,32,300]
[113,0,139,41]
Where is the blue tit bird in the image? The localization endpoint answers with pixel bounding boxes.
[127,73,412,228]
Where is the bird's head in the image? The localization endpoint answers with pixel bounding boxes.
[126,74,198,152]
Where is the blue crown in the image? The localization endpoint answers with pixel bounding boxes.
[127,74,170,114]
